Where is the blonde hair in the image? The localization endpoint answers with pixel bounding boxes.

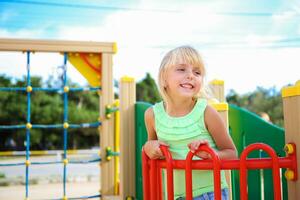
[158,45,212,103]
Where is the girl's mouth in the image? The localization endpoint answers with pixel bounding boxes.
[180,83,194,89]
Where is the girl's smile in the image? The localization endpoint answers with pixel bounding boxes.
[180,83,194,89]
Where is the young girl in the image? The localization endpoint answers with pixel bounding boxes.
[143,46,237,200]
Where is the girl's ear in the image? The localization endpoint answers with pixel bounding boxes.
[163,81,168,89]
[162,75,167,88]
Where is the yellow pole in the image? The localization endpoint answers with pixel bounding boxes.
[114,99,120,195]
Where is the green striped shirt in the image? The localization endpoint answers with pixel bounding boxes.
[153,98,228,199]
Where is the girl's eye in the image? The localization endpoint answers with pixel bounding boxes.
[177,68,185,71]
[195,71,201,75]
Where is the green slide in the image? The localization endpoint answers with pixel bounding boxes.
[229,104,286,200]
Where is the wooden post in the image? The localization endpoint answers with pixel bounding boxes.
[209,79,225,102]
[119,76,136,199]
[100,53,115,199]
[282,81,300,200]
[209,79,232,200]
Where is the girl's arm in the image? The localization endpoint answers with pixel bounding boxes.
[143,107,167,159]
[189,105,237,160]
[204,105,237,159]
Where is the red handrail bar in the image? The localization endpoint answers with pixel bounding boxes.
[142,150,150,200]
[185,144,222,200]
[158,168,163,200]
[148,157,293,170]
[142,143,297,200]
[240,143,281,200]
[160,145,175,200]
[150,159,159,200]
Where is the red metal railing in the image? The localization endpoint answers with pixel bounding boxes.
[142,143,297,200]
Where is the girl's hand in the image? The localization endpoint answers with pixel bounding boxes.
[143,140,168,159]
[188,140,211,159]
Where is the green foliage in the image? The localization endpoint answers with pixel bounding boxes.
[0,172,5,179]
[0,75,99,150]
[226,86,284,127]
[136,73,161,104]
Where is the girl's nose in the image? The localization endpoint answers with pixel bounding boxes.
[186,71,193,79]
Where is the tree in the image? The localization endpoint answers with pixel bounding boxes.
[136,73,161,104]
[226,86,284,127]
[0,75,99,150]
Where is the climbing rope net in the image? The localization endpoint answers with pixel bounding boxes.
[0,52,102,200]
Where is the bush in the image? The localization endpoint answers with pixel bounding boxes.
[0,172,5,179]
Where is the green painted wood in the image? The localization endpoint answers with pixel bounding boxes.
[229,104,287,200]
[135,101,152,200]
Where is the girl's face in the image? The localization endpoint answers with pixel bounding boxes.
[165,63,202,100]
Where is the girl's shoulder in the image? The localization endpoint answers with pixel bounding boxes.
[144,107,155,128]
[145,106,154,118]
[195,98,208,110]
[152,101,164,115]
[204,102,224,127]
[145,101,163,118]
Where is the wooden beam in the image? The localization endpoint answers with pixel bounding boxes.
[0,38,116,53]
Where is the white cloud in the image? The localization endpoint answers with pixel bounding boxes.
[54,1,227,47]
[0,52,88,86]
[0,28,45,39]
[244,34,283,47]
[203,48,300,94]
[272,11,297,21]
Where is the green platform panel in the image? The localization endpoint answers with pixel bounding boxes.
[135,101,152,200]
[228,104,287,200]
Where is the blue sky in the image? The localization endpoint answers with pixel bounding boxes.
[0,0,300,94]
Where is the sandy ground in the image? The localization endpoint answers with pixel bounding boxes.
[0,181,100,200]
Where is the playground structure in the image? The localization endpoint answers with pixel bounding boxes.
[0,38,299,200]
[0,38,126,200]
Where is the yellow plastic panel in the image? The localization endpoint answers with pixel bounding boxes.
[68,53,102,87]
